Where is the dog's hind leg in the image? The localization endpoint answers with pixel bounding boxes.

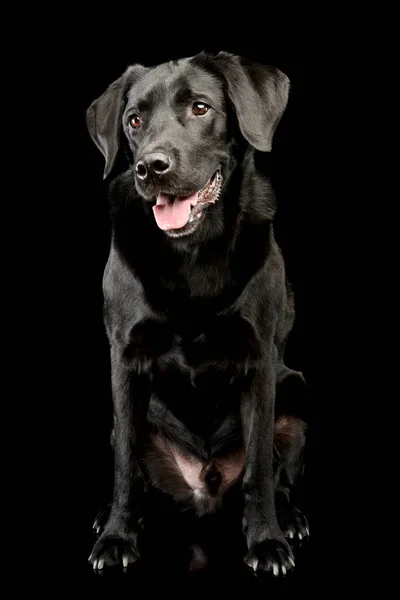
[273,364,309,542]
[92,504,112,537]
[273,413,309,542]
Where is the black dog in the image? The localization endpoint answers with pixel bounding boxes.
[86,51,309,576]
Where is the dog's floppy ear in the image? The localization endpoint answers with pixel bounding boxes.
[213,52,290,151]
[86,65,147,179]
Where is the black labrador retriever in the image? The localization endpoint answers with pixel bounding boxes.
[86,51,309,576]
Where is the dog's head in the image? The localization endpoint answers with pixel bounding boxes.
[86,52,289,238]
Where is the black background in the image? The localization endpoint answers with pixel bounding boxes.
[23,19,347,594]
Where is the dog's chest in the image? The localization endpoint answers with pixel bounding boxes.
[122,312,261,384]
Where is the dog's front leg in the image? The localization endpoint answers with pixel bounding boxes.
[89,346,149,570]
[242,353,295,577]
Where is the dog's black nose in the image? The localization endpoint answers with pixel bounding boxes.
[136,153,172,180]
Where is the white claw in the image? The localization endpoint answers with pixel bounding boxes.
[96,526,101,534]
[93,559,98,570]
[251,558,259,572]
[282,565,287,576]
[289,557,295,567]
[88,553,92,562]
[98,559,104,570]
[298,533,303,540]
[123,555,129,568]
[288,531,294,539]
[305,527,310,536]
[273,563,279,577]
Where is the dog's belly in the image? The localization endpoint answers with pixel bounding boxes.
[145,434,244,516]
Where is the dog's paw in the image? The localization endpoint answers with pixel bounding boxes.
[278,505,309,542]
[89,532,139,570]
[245,538,295,577]
[92,505,112,537]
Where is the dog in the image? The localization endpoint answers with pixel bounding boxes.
[86,51,309,576]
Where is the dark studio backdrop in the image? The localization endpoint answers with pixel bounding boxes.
[30,22,340,594]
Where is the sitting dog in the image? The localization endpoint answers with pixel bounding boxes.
[86,51,309,576]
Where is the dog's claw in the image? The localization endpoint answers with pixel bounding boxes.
[278,505,309,543]
[305,527,310,536]
[246,539,294,577]
[246,557,259,572]
[123,552,137,568]
[89,532,139,570]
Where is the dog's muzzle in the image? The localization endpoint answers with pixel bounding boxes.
[152,170,223,232]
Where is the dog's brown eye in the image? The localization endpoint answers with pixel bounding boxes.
[193,102,209,116]
[129,114,141,128]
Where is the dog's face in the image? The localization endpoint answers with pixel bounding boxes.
[122,60,228,237]
[87,52,289,238]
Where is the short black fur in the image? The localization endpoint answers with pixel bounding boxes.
[86,51,308,576]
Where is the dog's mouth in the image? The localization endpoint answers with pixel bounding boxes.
[152,170,222,233]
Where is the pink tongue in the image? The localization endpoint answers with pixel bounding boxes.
[153,192,198,230]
